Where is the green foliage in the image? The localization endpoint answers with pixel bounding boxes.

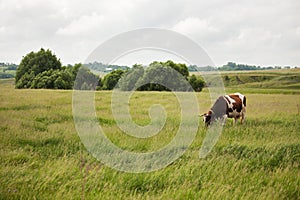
[73,65,100,90]
[102,69,124,90]
[219,62,262,71]
[135,61,190,91]
[119,64,144,91]
[30,69,73,89]
[16,48,62,86]
[162,60,189,78]
[15,71,35,89]
[114,60,196,92]
[188,74,205,92]
[15,49,99,90]
[0,62,18,70]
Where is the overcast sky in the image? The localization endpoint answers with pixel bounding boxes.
[0,0,299,67]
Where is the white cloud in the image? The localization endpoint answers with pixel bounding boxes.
[56,13,104,36]
[0,0,299,66]
[172,17,218,37]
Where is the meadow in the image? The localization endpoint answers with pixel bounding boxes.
[0,74,300,199]
[194,68,300,94]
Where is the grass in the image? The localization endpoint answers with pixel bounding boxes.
[0,67,16,78]
[0,77,300,199]
[192,68,300,94]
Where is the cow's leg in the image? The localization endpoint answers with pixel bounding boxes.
[222,115,228,126]
[241,109,246,124]
[233,117,237,125]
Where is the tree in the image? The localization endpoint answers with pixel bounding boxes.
[73,65,100,90]
[119,64,144,91]
[16,48,62,88]
[218,62,263,71]
[68,63,82,81]
[15,71,35,88]
[164,60,189,78]
[148,60,189,78]
[54,70,73,89]
[188,74,205,92]
[30,69,73,89]
[99,60,204,92]
[15,49,98,90]
[136,61,190,91]
[102,69,124,90]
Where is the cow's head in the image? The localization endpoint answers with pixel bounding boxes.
[200,111,212,127]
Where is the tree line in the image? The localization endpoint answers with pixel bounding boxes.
[101,61,204,92]
[218,62,263,71]
[15,48,205,92]
[189,62,295,71]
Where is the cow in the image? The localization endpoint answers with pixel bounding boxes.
[200,92,246,127]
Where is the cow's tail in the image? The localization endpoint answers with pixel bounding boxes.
[243,96,246,107]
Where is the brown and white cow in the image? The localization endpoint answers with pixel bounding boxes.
[201,92,246,127]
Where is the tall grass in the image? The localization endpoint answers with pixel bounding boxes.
[0,79,299,199]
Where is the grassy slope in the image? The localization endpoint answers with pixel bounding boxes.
[0,67,16,76]
[0,78,300,199]
[192,68,300,94]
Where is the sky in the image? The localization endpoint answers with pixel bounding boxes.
[0,0,299,67]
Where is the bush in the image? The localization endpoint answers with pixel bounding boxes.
[136,63,190,91]
[102,69,124,90]
[188,74,205,92]
[15,49,98,90]
[16,48,62,88]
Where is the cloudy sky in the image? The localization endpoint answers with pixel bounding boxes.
[0,0,299,67]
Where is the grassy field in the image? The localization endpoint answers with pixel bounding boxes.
[0,66,16,76]
[0,76,300,199]
[193,68,300,94]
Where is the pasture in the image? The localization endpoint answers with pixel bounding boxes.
[0,77,300,199]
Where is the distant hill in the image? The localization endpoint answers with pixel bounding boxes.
[0,62,18,69]
[188,65,216,72]
[218,62,265,71]
[0,60,297,79]
[193,68,300,91]
[84,62,129,72]
[188,62,296,72]
[0,62,18,79]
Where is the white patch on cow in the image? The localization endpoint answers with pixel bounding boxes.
[224,95,235,108]
[228,109,240,118]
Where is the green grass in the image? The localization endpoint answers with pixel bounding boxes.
[0,78,300,199]
[193,68,300,94]
[223,69,300,90]
[0,67,16,78]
